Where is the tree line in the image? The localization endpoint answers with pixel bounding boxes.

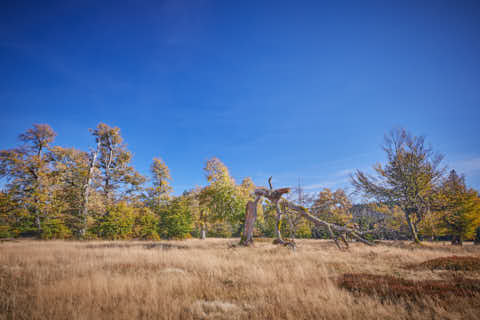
[1,124,479,245]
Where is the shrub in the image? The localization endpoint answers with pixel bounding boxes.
[158,197,193,239]
[95,203,136,239]
[134,207,160,240]
[207,222,232,238]
[41,218,72,239]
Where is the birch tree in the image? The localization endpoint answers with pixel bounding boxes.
[91,123,145,211]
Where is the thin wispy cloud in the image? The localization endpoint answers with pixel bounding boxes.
[303,179,348,191]
[303,168,354,191]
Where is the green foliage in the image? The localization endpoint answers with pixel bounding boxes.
[295,220,312,238]
[200,183,246,225]
[41,218,72,239]
[197,157,249,239]
[94,202,136,239]
[158,196,193,239]
[207,222,233,238]
[134,207,160,240]
[0,225,10,238]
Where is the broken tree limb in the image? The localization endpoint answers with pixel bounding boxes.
[284,201,375,247]
[239,178,376,248]
[240,177,375,249]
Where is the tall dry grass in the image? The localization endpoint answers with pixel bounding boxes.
[1,239,479,319]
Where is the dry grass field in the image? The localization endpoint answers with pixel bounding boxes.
[1,239,480,320]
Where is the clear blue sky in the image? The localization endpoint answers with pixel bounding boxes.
[1,0,479,195]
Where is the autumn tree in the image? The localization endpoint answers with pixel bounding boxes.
[49,146,92,236]
[91,123,145,209]
[158,195,194,239]
[352,128,445,243]
[354,203,410,240]
[0,124,56,236]
[312,188,352,225]
[310,188,352,239]
[78,137,101,237]
[438,170,480,245]
[146,157,172,209]
[280,183,312,239]
[198,157,246,238]
[0,191,23,237]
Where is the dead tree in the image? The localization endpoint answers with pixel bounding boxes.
[240,177,375,249]
[240,194,262,245]
[80,141,100,237]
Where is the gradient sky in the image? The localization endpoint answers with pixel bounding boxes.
[1,0,479,196]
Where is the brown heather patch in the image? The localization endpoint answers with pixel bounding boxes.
[339,273,480,301]
[1,239,480,320]
[411,255,480,272]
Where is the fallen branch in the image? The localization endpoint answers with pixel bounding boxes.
[240,178,376,249]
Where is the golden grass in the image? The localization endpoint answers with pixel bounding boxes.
[1,239,480,320]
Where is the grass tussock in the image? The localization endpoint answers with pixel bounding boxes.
[1,239,480,320]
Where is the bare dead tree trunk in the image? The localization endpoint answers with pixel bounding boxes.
[288,201,374,247]
[80,141,99,238]
[239,178,291,247]
[200,209,207,240]
[240,195,261,246]
[240,178,376,249]
[273,200,284,243]
[35,214,42,234]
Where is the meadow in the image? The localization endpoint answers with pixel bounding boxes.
[1,239,480,320]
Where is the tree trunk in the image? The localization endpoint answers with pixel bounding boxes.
[474,227,480,245]
[199,209,207,240]
[405,212,421,244]
[35,214,42,235]
[273,201,284,243]
[80,142,99,238]
[451,234,463,246]
[240,196,260,246]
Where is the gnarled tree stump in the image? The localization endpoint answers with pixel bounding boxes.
[240,196,261,246]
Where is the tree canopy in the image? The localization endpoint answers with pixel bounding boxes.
[1,124,479,245]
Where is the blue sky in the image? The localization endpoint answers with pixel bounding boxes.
[1,0,480,196]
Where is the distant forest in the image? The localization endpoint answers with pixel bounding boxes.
[1,123,479,245]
